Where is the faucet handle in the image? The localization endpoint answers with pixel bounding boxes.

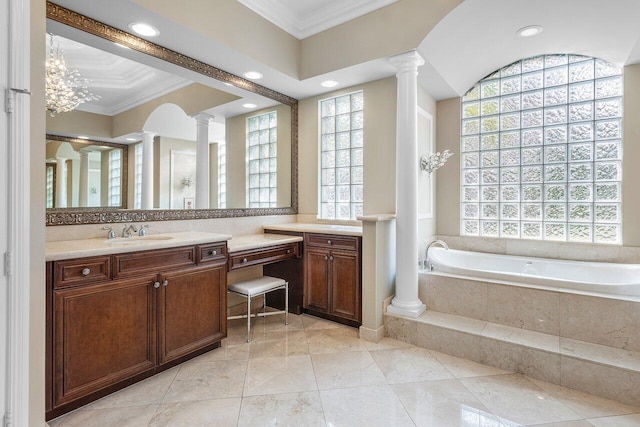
[138,224,150,236]
[102,226,116,239]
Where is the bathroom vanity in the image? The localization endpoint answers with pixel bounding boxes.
[45,232,230,420]
[44,226,362,420]
[264,224,363,328]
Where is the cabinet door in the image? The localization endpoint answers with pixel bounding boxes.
[158,263,227,364]
[304,248,330,312]
[329,250,361,322]
[53,276,157,407]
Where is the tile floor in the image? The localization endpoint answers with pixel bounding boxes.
[48,314,640,427]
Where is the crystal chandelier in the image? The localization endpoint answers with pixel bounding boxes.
[46,34,100,117]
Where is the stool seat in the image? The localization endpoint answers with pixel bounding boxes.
[228,276,286,297]
[227,275,288,342]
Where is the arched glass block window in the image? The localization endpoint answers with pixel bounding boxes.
[460,54,623,243]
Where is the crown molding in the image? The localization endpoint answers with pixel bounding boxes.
[238,0,398,39]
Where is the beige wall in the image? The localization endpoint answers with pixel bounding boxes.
[225,104,292,209]
[298,77,397,217]
[130,0,300,78]
[31,0,47,424]
[300,0,463,79]
[154,136,196,209]
[417,85,438,256]
[46,83,239,139]
[436,63,640,250]
[129,0,463,81]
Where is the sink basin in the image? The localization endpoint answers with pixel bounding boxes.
[107,235,174,245]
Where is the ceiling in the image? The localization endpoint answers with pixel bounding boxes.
[237,0,398,39]
[49,35,191,116]
[48,0,640,109]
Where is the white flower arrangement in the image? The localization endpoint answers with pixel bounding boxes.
[420,150,453,173]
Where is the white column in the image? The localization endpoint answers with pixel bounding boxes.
[141,131,155,209]
[55,157,67,208]
[78,150,89,207]
[192,113,214,209]
[387,50,426,318]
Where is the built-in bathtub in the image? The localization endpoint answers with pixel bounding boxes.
[427,247,640,297]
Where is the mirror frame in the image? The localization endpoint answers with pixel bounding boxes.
[45,2,298,226]
[46,134,129,210]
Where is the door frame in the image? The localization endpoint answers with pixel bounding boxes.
[3,0,31,424]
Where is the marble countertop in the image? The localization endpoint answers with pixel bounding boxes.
[227,233,303,253]
[45,231,232,261]
[263,223,362,236]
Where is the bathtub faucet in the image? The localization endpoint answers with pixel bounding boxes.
[426,240,449,271]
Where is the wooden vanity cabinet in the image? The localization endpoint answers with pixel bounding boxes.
[46,243,227,420]
[304,233,361,327]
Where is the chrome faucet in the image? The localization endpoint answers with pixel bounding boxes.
[138,224,150,236]
[122,224,138,238]
[426,240,449,271]
[102,226,116,239]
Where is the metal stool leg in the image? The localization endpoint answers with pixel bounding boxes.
[246,295,251,343]
[285,282,289,325]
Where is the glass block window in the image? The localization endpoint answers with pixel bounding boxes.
[247,111,277,208]
[46,164,54,208]
[108,149,121,207]
[461,54,622,244]
[218,142,226,209]
[134,144,142,209]
[319,91,364,220]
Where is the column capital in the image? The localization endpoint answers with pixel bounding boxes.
[191,112,215,125]
[388,50,425,72]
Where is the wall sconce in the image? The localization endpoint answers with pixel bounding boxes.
[420,150,453,174]
[90,186,97,194]
[181,175,192,188]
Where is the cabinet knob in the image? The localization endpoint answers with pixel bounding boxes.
[153,281,160,289]
[162,280,169,287]
[81,268,91,276]
[324,255,328,260]
[208,250,217,256]
[329,256,334,261]
[242,258,248,264]
[286,249,291,254]
[327,239,332,245]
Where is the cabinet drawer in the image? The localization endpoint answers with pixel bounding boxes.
[197,243,227,264]
[53,256,111,288]
[228,243,299,271]
[114,246,196,278]
[306,233,360,251]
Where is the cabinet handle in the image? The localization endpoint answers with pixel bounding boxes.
[208,250,217,256]
[242,258,248,264]
[81,267,91,276]
[327,239,332,245]
[153,281,160,289]
[162,280,169,287]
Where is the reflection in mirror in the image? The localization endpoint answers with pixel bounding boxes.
[45,2,297,225]
[45,135,127,209]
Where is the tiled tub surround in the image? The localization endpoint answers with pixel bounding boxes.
[386,271,640,406]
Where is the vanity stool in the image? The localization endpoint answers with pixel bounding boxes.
[227,276,288,342]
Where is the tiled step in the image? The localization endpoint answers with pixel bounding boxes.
[385,310,640,406]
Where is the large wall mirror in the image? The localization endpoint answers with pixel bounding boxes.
[45,2,297,225]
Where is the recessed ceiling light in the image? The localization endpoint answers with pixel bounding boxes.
[78,136,89,140]
[126,137,137,141]
[243,103,257,109]
[517,25,543,38]
[321,80,339,88]
[129,22,159,37]
[243,71,263,80]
